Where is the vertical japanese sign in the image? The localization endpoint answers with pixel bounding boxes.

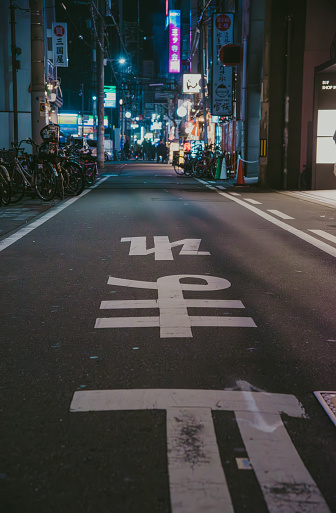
[168,10,181,74]
[52,22,68,68]
[211,13,233,116]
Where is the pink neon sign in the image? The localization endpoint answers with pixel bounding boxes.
[168,10,181,74]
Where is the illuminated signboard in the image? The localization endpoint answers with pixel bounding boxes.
[52,22,68,67]
[316,74,336,164]
[104,85,116,108]
[78,115,108,127]
[183,74,202,94]
[168,10,181,74]
[58,113,77,125]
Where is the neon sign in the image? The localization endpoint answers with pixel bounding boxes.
[168,10,181,74]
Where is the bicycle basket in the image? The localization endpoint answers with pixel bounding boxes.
[0,148,17,165]
[40,123,60,143]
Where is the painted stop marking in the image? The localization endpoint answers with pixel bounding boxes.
[215,14,231,31]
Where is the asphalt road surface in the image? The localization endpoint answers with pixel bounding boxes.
[1,161,336,513]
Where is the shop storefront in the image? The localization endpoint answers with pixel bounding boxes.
[312,62,336,189]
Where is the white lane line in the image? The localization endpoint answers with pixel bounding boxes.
[308,229,336,244]
[229,192,241,196]
[70,389,330,513]
[245,198,262,205]
[267,209,295,220]
[218,192,336,259]
[0,177,110,252]
[216,186,226,190]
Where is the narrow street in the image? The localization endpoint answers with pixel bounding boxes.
[1,161,336,513]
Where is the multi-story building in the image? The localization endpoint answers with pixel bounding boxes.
[0,0,62,148]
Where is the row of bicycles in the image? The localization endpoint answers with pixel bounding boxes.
[172,144,236,179]
[0,124,99,207]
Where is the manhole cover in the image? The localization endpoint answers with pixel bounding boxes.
[314,391,336,427]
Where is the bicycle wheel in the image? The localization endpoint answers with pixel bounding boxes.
[56,171,65,200]
[0,165,11,205]
[173,156,184,175]
[35,161,57,201]
[10,166,25,203]
[209,160,217,179]
[84,164,96,185]
[193,158,206,178]
[63,161,85,195]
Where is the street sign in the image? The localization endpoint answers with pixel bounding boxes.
[52,22,68,67]
[183,74,202,94]
[104,85,116,108]
[211,13,233,116]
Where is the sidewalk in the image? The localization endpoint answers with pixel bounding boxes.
[280,189,336,209]
[0,195,60,239]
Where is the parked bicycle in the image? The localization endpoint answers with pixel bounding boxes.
[172,151,194,176]
[0,141,57,203]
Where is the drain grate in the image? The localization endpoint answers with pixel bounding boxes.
[314,391,336,427]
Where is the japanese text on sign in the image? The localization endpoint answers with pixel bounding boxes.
[211,13,233,116]
[168,10,181,74]
[52,22,68,68]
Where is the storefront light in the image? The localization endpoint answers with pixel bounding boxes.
[177,105,187,117]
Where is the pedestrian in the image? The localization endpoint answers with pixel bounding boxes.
[123,138,130,159]
[156,139,166,163]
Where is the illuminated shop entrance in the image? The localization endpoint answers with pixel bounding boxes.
[313,62,336,189]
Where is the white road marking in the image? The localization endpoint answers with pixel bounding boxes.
[95,317,160,328]
[218,192,336,258]
[0,177,110,252]
[244,198,262,205]
[229,192,241,196]
[190,316,256,327]
[216,186,226,190]
[95,316,256,330]
[308,229,336,244]
[267,209,295,220]
[70,389,330,513]
[167,407,234,513]
[121,237,210,260]
[99,299,245,309]
[97,274,256,338]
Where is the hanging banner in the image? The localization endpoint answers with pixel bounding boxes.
[52,22,68,68]
[168,10,181,73]
[211,13,233,116]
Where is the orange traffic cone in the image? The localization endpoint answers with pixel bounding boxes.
[235,155,246,186]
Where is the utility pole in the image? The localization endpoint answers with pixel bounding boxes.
[10,1,19,145]
[30,0,46,146]
[80,83,84,137]
[259,0,272,186]
[97,0,105,169]
[199,1,208,144]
